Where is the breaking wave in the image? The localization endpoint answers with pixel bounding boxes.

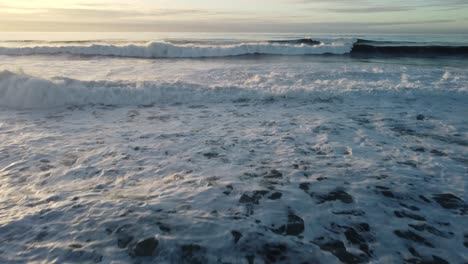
[1,38,468,58]
[0,39,354,58]
[0,70,465,109]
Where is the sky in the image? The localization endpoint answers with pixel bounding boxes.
[0,0,467,33]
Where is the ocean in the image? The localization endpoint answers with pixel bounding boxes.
[0,32,467,263]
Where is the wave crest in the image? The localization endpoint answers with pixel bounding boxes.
[0,40,354,58]
[1,70,466,109]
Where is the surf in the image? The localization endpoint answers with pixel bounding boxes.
[0,39,354,58]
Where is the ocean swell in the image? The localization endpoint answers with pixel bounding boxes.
[0,40,354,58]
[2,38,468,58]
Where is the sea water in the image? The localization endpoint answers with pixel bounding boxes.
[0,32,467,263]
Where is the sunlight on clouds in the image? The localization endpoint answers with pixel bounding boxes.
[0,0,467,32]
[1,0,78,8]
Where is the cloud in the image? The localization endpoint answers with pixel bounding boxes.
[292,0,367,3]
[0,0,466,33]
[45,8,210,18]
[324,7,412,13]
[0,16,457,33]
[0,6,229,22]
[293,0,468,12]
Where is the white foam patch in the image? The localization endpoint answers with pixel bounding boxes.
[0,97,466,263]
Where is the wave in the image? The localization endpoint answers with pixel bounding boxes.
[1,38,467,58]
[0,70,309,108]
[0,70,465,109]
[353,39,468,56]
[268,38,321,45]
[0,39,354,58]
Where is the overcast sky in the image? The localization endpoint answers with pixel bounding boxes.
[1,0,467,33]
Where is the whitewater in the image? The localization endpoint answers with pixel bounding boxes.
[0,33,467,264]
[0,39,356,58]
